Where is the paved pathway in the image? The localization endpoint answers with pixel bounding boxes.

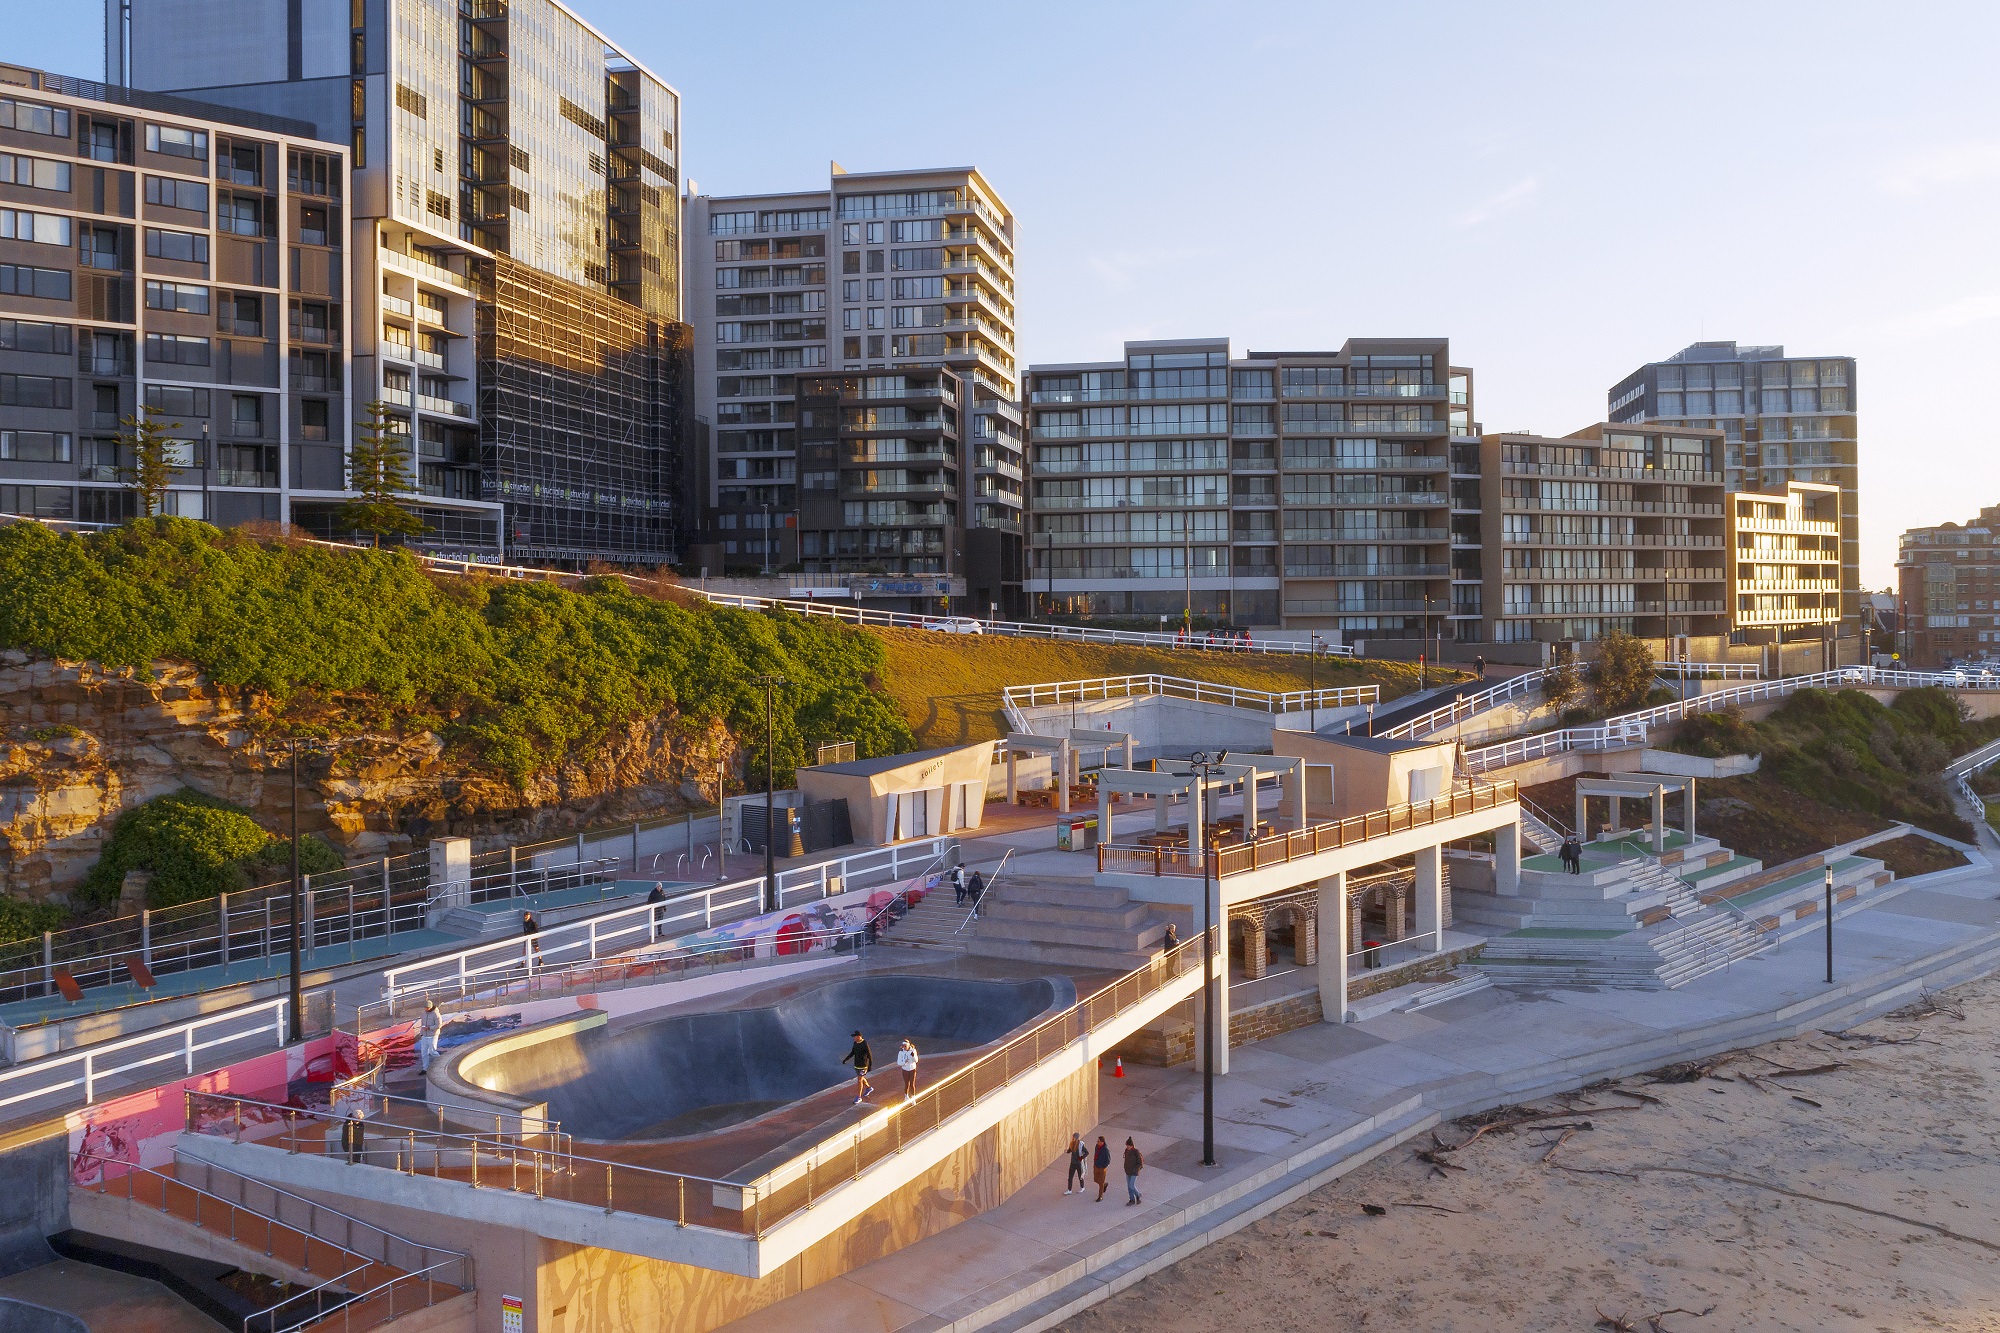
[720,847,2000,1333]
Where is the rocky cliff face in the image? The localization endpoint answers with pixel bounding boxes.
[0,652,733,903]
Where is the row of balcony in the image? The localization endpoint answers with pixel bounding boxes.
[1501,499,1725,516]
[1501,461,1724,483]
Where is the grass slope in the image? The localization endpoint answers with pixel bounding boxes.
[869,628,1444,747]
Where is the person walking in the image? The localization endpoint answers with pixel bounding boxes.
[417,999,443,1073]
[1091,1135,1111,1201]
[951,864,968,906]
[1122,1137,1144,1205]
[1162,922,1179,950]
[896,1039,920,1102]
[1064,1132,1087,1195]
[967,869,986,915]
[521,910,538,936]
[1473,654,1486,680]
[340,1108,366,1165]
[843,1030,874,1103]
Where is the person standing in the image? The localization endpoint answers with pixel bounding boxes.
[896,1039,920,1102]
[1091,1135,1111,1201]
[968,870,986,915]
[417,999,442,1073]
[521,910,538,937]
[340,1108,365,1165]
[1123,1137,1144,1205]
[843,1030,874,1103]
[951,864,968,906]
[1064,1132,1087,1195]
[1162,922,1179,950]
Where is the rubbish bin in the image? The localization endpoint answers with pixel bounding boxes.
[1056,814,1100,852]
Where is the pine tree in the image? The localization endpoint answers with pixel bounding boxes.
[118,405,180,518]
[1589,630,1657,715]
[336,401,426,547]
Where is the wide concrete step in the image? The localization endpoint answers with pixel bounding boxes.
[974,917,1169,953]
[979,899,1154,930]
[964,936,1158,973]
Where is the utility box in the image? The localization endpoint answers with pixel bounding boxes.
[1056,814,1099,852]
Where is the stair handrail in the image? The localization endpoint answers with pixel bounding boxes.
[953,848,1015,934]
[1517,795,1574,840]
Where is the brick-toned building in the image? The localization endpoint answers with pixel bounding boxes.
[1897,503,2000,668]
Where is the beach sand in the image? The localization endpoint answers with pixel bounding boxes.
[1061,974,2000,1332]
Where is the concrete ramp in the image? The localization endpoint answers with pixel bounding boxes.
[449,974,1070,1142]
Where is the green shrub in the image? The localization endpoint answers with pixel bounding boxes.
[0,520,914,787]
[0,897,68,947]
[80,789,343,909]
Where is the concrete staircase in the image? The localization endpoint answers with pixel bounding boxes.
[963,877,1174,972]
[876,890,976,951]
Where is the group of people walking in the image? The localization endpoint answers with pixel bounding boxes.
[842,1030,921,1105]
[1065,1131,1144,1204]
[949,864,986,910]
[1174,626,1255,652]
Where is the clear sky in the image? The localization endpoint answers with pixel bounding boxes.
[13,1,1996,586]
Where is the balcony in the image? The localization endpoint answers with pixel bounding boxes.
[1332,418,1443,435]
[1031,388,1128,404]
[380,247,474,295]
[1503,460,1723,483]
[415,348,447,372]
[418,394,472,418]
[381,293,413,320]
[382,386,413,407]
[1502,498,1724,516]
[215,468,277,487]
[381,341,412,363]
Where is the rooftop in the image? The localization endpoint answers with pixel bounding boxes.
[1,66,324,140]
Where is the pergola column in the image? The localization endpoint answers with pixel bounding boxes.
[1651,789,1665,853]
[1684,776,1697,838]
[1415,843,1444,950]
[1057,739,1071,814]
[1243,773,1259,840]
[1575,788,1588,842]
[1006,749,1018,803]
[1495,821,1521,896]
[1097,779,1111,845]
[1316,871,1347,1024]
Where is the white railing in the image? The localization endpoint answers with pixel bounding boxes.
[1946,735,2000,779]
[1003,673,1378,718]
[1466,666,1997,774]
[1657,661,1763,679]
[380,838,955,1000]
[0,995,293,1113]
[1378,667,1554,739]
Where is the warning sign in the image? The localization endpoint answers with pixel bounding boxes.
[502,1295,524,1333]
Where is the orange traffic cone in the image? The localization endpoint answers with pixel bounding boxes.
[1113,1058,1125,1078]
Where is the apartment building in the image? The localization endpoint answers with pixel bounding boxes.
[1897,503,2000,668]
[683,166,1024,614]
[0,66,373,531]
[1023,337,1471,638]
[1608,341,1860,631]
[1473,426,1729,647]
[1728,481,1841,645]
[118,0,686,563]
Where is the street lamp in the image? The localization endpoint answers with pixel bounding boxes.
[761,503,773,577]
[199,421,211,522]
[753,674,788,913]
[277,735,333,1043]
[1308,633,1322,733]
[1187,749,1228,1168]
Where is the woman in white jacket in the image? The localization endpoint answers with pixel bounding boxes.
[896,1040,920,1102]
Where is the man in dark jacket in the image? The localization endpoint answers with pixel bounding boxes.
[843,1030,874,1103]
[1064,1131,1087,1195]
[1123,1137,1144,1205]
[340,1109,365,1165]
[1092,1136,1111,1201]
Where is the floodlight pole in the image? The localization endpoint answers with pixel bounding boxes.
[754,675,788,913]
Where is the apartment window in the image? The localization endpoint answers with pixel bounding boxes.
[93,385,119,428]
[145,227,210,265]
[0,319,71,354]
[866,308,884,329]
[144,332,211,366]
[144,175,209,213]
[841,309,861,331]
[0,98,70,137]
[145,124,208,161]
[0,211,71,246]
[82,119,120,163]
[866,335,884,357]
[290,301,331,342]
[145,385,209,417]
[0,155,69,192]
[841,223,862,245]
[867,250,886,273]
[228,293,261,334]
[300,400,330,441]
[79,225,121,270]
[0,430,72,462]
[0,375,72,408]
[843,337,862,360]
[228,395,262,437]
[144,280,209,314]
[0,265,70,300]
[0,484,72,519]
[300,205,329,246]
[82,331,124,375]
[219,194,264,236]
[842,279,860,301]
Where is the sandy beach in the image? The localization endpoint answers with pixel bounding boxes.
[1061,974,2000,1333]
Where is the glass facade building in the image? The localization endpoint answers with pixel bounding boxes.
[121,0,687,564]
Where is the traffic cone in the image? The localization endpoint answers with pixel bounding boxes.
[1113,1058,1125,1078]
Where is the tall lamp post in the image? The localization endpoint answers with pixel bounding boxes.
[279,736,333,1043]
[753,674,788,914]
[1308,633,1322,733]
[1188,749,1228,1167]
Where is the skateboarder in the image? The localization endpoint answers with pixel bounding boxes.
[843,1030,874,1103]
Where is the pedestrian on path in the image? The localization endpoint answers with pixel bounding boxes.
[1162,922,1179,950]
[417,1000,442,1073]
[521,910,538,936]
[1473,654,1486,679]
[968,870,986,915]
[844,1030,874,1103]
[952,864,968,905]
[1064,1132,1087,1194]
[896,1039,919,1102]
[1123,1137,1144,1205]
[340,1108,366,1165]
[1092,1136,1111,1201]
[1559,836,1582,875]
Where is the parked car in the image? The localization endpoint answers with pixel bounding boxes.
[926,617,984,634]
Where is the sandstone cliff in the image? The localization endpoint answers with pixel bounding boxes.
[0,652,734,903]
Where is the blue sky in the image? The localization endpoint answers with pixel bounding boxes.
[14,1,1997,585]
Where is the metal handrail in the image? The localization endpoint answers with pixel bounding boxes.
[953,848,1013,933]
[1377,667,1554,739]
[0,994,299,1114]
[1003,673,1379,717]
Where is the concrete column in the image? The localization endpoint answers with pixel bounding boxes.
[1006,750,1018,803]
[428,837,471,911]
[1294,909,1317,965]
[1057,740,1071,814]
[1240,914,1267,980]
[1243,772,1259,840]
[1415,843,1443,949]
[1495,821,1522,897]
[1124,735,1134,770]
[1575,790,1588,842]
[1097,779,1111,847]
[1293,767,1307,831]
[1316,871,1347,1024]
[1349,895,1364,952]
[1652,790,1664,854]
[1684,777,1697,838]
[1155,787,1172,833]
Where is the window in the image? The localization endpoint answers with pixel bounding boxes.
[0,210,70,246]
[231,395,263,436]
[145,228,209,264]
[228,293,260,333]
[144,175,209,213]
[0,431,72,462]
[709,210,756,235]
[0,319,71,354]
[843,336,861,360]
[144,332,211,366]
[867,250,885,273]
[145,385,210,417]
[145,124,208,161]
[0,155,69,192]
[82,119,120,163]
[0,375,72,408]
[0,484,73,519]
[79,225,121,270]
[299,205,330,246]
[219,194,263,236]
[842,251,860,275]
[287,149,340,197]
[0,264,69,300]
[866,307,883,329]
[890,247,938,272]
[0,98,70,137]
[300,400,329,441]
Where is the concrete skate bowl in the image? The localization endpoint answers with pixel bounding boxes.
[439,973,1073,1143]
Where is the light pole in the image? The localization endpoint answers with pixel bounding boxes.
[279,736,332,1043]
[1309,633,1321,733]
[753,674,787,913]
[1824,865,1834,983]
[761,503,773,576]
[1188,749,1227,1168]
[199,421,211,522]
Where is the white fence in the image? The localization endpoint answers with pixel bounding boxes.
[380,837,956,1000]
[1465,666,1997,775]
[1003,674,1378,726]
[1377,667,1555,740]
[0,995,292,1114]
